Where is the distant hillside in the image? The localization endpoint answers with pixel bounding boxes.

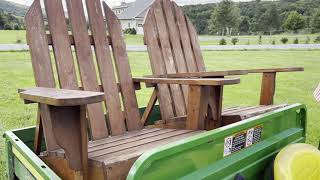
[0,0,28,17]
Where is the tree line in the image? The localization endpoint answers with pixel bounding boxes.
[182,0,320,35]
[0,10,24,30]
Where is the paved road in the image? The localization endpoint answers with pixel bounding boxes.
[1,44,320,51]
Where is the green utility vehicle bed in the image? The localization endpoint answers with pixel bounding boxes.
[4,104,306,180]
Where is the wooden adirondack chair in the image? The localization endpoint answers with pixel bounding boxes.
[143,0,304,129]
[21,0,240,179]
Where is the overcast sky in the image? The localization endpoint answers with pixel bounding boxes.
[6,0,251,7]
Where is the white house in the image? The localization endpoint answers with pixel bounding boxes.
[112,0,155,35]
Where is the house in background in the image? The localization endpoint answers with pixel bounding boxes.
[112,0,155,34]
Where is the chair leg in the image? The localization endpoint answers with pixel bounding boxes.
[141,89,158,125]
[186,85,223,130]
[34,106,43,155]
[206,86,223,130]
[48,105,88,180]
[260,72,276,105]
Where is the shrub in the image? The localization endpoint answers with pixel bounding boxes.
[4,24,12,30]
[16,39,22,43]
[314,36,320,43]
[306,36,310,44]
[293,38,299,44]
[280,37,288,44]
[231,38,238,45]
[13,24,21,30]
[271,40,276,45]
[258,35,262,44]
[130,28,137,35]
[219,38,227,45]
[124,28,137,35]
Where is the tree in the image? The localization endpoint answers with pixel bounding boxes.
[183,4,215,34]
[239,16,250,33]
[283,11,305,32]
[258,4,280,33]
[209,0,240,35]
[311,9,320,33]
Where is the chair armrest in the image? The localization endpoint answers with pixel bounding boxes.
[145,70,248,78]
[19,87,104,106]
[247,67,304,73]
[133,77,240,86]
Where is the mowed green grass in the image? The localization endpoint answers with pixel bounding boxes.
[0,30,319,45]
[199,34,320,45]
[0,50,319,177]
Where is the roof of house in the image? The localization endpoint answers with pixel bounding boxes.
[112,2,134,10]
[116,0,155,20]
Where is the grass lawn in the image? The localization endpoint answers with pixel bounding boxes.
[0,50,319,177]
[199,34,320,45]
[0,30,319,45]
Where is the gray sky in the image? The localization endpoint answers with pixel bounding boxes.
[6,0,251,7]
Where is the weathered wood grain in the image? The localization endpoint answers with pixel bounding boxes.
[46,34,112,46]
[152,0,187,116]
[86,0,127,135]
[162,0,189,102]
[174,3,198,72]
[186,85,208,130]
[104,3,142,131]
[133,77,240,86]
[49,105,88,179]
[20,87,105,106]
[65,0,109,139]
[25,0,59,151]
[248,67,304,73]
[43,0,78,90]
[186,16,206,72]
[147,70,248,78]
[144,8,175,119]
[260,72,276,105]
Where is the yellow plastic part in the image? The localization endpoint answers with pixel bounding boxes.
[274,143,320,180]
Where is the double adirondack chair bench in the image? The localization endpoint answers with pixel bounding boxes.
[6,0,303,179]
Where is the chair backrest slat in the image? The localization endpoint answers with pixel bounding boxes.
[85,0,126,135]
[144,7,175,120]
[162,0,189,102]
[104,4,142,130]
[26,0,143,142]
[186,17,206,71]
[152,0,186,116]
[64,0,109,139]
[144,0,206,119]
[173,3,198,72]
[25,0,59,150]
[43,0,78,90]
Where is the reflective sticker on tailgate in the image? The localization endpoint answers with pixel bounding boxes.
[223,125,262,157]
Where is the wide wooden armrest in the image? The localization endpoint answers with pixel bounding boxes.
[19,87,104,106]
[247,67,304,73]
[133,77,240,86]
[145,70,248,78]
